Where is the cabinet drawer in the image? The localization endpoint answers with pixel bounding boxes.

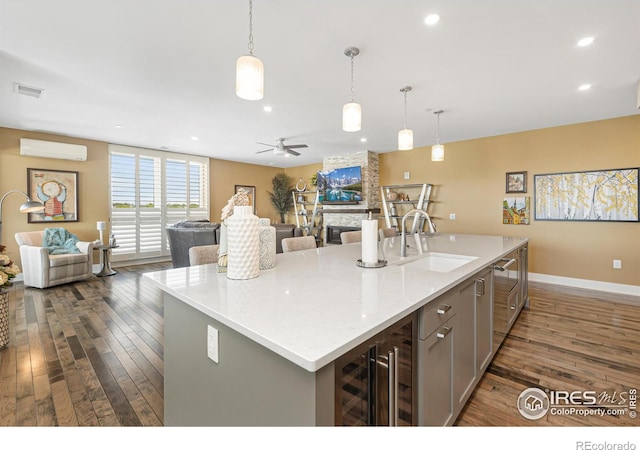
[419,290,459,340]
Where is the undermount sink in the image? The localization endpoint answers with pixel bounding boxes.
[380,235,477,273]
[390,252,478,273]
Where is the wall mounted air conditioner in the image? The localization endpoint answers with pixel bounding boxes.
[20,138,87,161]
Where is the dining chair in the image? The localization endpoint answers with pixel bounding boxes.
[281,236,317,253]
[340,230,362,244]
[379,227,398,240]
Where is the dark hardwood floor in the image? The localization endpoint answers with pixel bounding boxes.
[455,283,640,426]
[0,262,638,426]
[0,262,171,426]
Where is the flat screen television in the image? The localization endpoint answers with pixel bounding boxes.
[317,166,363,203]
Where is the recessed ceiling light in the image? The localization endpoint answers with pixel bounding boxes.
[263,106,272,112]
[577,36,595,47]
[191,136,199,141]
[360,137,367,143]
[424,14,440,25]
[115,124,122,129]
[578,84,592,91]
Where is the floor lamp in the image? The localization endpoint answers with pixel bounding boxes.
[0,190,45,242]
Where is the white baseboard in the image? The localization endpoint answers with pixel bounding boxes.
[529,272,640,298]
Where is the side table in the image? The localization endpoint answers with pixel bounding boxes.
[96,245,119,277]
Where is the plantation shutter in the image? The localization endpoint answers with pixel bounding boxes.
[109,144,209,262]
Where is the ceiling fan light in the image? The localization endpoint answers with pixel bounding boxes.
[343,102,362,132]
[431,144,445,161]
[236,54,264,100]
[398,128,413,150]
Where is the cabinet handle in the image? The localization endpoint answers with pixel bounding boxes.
[436,326,452,339]
[475,278,485,297]
[437,304,452,315]
[494,258,516,271]
[377,350,397,426]
[389,347,399,426]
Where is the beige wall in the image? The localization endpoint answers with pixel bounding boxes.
[0,128,110,265]
[378,115,640,286]
[2,115,639,287]
[209,158,282,223]
[0,127,283,268]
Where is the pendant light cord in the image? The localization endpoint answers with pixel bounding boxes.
[247,0,254,55]
[349,54,355,102]
[403,90,408,129]
[435,110,444,144]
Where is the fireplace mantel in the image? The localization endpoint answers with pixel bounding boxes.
[319,208,380,215]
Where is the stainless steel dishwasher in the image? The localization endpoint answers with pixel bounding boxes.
[492,250,520,353]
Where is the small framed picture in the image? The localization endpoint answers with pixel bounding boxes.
[506,171,527,194]
[234,185,256,214]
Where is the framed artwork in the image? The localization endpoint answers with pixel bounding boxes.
[27,168,79,223]
[506,171,527,193]
[503,197,530,225]
[534,168,639,222]
[235,185,256,214]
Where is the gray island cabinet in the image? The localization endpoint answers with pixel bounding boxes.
[144,233,528,426]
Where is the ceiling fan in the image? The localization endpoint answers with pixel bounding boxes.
[256,138,308,157]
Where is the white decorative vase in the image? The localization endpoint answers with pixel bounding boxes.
[227,206,260,280]
[0,291,9,348]
[258,218,276,270]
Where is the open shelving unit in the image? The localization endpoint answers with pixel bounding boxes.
[292,190,323,242]
[380,183,436,233]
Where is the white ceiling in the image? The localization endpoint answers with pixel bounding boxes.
[1,0,639,168]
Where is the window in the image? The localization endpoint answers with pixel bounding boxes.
[109,144,209,262]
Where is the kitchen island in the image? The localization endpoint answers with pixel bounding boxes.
[144,233,528,426]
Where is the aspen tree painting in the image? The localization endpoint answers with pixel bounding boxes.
[534,168,638,222]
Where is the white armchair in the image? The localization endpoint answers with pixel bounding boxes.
[15,230,94,288]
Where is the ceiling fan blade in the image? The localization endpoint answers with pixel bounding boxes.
[256,142,276,147]
[284,144,308,149]
[256,149,274,154]
[286,149,301,156]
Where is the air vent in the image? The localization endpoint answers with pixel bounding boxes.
[14,83,44,98]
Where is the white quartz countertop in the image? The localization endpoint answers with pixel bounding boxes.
[143,233,528,372]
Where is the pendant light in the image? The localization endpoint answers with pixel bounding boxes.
[236,0,264,100]
[342,47,361,132]
[398,86,413,150]
[431,110,445,161]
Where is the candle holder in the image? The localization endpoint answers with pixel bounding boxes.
[356,259,387,268]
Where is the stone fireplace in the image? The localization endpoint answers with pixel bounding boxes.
[321,151,380,244]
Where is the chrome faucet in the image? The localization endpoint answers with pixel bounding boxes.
[400,209,433,257]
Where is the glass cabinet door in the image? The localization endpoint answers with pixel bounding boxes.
[334,313,416,426]
[335,346,376,425]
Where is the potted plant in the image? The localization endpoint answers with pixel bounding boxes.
[267,173,294,223]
